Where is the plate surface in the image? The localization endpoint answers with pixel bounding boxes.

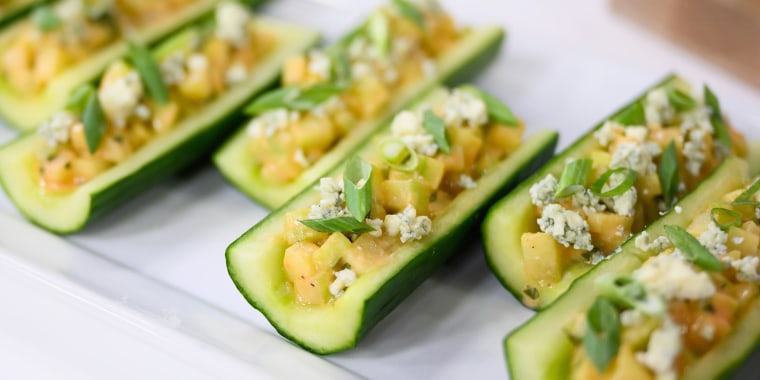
[1,0,759,379]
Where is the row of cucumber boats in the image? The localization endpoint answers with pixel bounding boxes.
[0,1,758,378]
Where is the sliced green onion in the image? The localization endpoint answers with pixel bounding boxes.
[244,84,344,115]
[127,42,169,104]
[658,140,679,207]
[555,159,592,199]
[65,84,96,114]
[732,178,760,207]
[422,110,450,154]
[343,156,373,222]
[664,225,723,272]
[666,87,696,112]
[584,297,621,373]
[379,137,418,171]
[329,49,352,85]
[590,168,637,197]
[710,208,742,231]
[300,217,376,234]
[462,86,519,127]
[32,6,60,32]
[613,101,646,126]
[704,85,732,151]
[367,12,390,57]
[82,92,106,154]
[594,273,664,315]
[392,0,424,27]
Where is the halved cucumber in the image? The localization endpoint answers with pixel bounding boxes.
[213,22,505,209]
[0,0,229,131]
[226,87,558,354]
[481,74,734,310]
[504,156,752,380]
[0,18,320,233]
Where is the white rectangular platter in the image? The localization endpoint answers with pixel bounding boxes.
[1,0,759,378]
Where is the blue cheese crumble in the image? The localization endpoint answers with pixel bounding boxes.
[308,177,348,219]
[636,315,681,380]
[98,71,143,128]
[390,110,438,156]
[529,174,558,207]
[215,1,252,47]
[329,268,356,298]
[442,88,488,128]
[38,112,75,147]
[633,253,715,300]
[246,109,300,138]
[537,204,594,251]
[384,205,432,243]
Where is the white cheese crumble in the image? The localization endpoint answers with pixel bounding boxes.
[442,89,488,128]
[601,172,637,216]
[594,120,624,147]
[328,268,356,298]
[698,221,728,256]
[247,109,300,138]
[675,206,683,214]
[730,256,760,282]
[458,174,477,189]
[160,53,186,85]
[572,189,606,216]
[38,111,75,147]
[225,63,247,85]
[389,110,438,156]
[644,87,675,126]
[293,149,309,168]
[633,253,715,300]
[421,58,436,78]
[365,218,384,238]
[609,140,661,175]
[701,325,715,341]
[215,1,252,47]
[186,54,209,72]
[588,251,606,265]
[529,174,558,207]
[537,204,594,251]
[308,177,348,219]
[733,236,745,245]
[384,205,432,243]
[98,71,144,128]
[636,315,681,380]
[634,231,672,252]
[620,309,644,327]
[56,0,84,24]
[135,104,151,120]
[307,50,331,80]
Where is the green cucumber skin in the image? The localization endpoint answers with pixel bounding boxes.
[0,0,46,27]
[213,26,506,210]
[226,130,558,354]
[482,74,686,309]
[503,157,754,380]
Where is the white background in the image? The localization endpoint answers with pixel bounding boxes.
[1,0,759,379]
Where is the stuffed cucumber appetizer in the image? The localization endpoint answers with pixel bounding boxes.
[483,75,748,309]
[506,157,760,380]
[0,0,239,131]
[227,86,557,353]
[214,0,504,209]
[0,2,320,233]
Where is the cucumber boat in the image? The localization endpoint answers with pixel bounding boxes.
[506,156,760,380]
[0,0,242,131]
[213,0,504,209]
[227,85,558,353]
[482,75,748,309]
[0,2,320,233]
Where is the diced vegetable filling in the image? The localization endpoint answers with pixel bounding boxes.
[279,87,524,305]
[567,179,760,380]
[245,0,460,183]
[0,0,200,95]
[521,83,747,292]
[34,1,273,191]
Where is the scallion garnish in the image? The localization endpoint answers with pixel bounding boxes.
[379,137,418,171]
[127,42,169,104]
[65,84,96,114]
[590,168,637,197]
[329,49,352,85]
[732,178,760,207]
[32,6,60,32]
[300,217,376,234]
[244,84,344,115]
[367,12,390,57]
[664,225,723,271]
[82,92,106,154]
[658,140,679,207]
[463,86,518,127]
[594,273,663,315]
[710,208,742,231]
[422,110,450,154]
[704,85,732,151]
[392,0,424,27]
[554,158,592,198]
[613,101,646,126]
[584,297,621,373]
[666,87,696,112]
[343,156,373,222]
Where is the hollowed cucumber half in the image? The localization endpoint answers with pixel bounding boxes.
[0,17,320,233]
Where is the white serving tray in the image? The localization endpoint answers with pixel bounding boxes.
[1,0,759,379]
